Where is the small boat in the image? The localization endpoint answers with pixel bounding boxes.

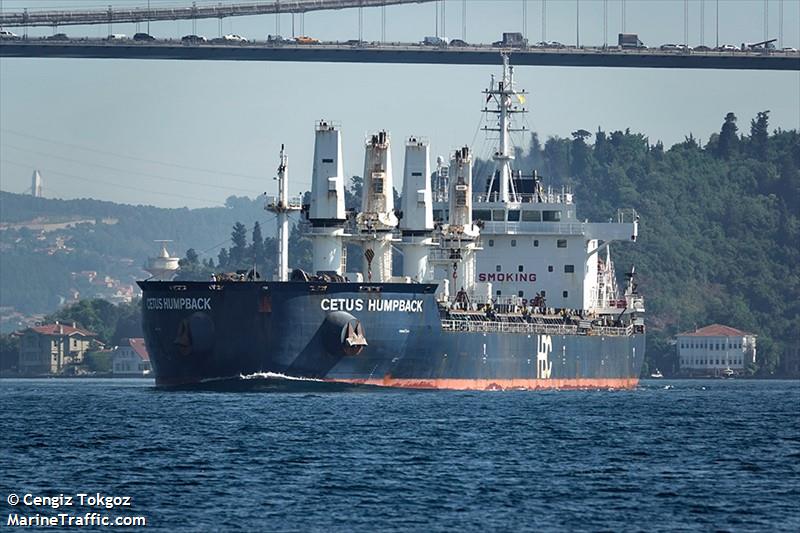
[650,369,664,379]
[721,367,735,378]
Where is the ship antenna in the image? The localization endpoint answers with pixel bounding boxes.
[481,53,527,204]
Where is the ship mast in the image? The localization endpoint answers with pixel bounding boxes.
[266,145,301,281]
[482,54,527,203]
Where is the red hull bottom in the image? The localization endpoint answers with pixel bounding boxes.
[328,377,640,391]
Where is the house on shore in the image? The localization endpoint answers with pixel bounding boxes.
[677,324,757,377]
[112,338,151,377]
[17,322,97,375]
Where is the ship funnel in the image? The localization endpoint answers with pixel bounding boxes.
[400,137,433,232]
[310,121,345,221]
[361,130,397,227]
[448,146,473,227]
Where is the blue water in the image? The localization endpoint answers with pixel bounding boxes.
[1,379,798,532]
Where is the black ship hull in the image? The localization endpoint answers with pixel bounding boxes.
[138,280,645,390]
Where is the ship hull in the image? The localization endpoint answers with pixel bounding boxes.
[138,281,645,390]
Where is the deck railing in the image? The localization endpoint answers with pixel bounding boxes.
[440,319,632,336]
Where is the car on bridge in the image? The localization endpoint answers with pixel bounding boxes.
[182,34,207,44]
[46,33,70,41]
[133,33,155,42]
[0,30,20,40]
[449,39,469,47]
[295,36,320,44]
[716,44,737,51]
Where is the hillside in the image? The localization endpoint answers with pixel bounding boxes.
[0,193,274,318]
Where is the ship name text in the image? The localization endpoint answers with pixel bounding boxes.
[321,298,423,313]
[146,297,212,311]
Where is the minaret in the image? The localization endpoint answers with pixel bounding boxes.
[266,145,301,281]
[399,136,434,281]
[308,120,346,275]
[482,54,527,203]
[357,130,398,282]
[31,170,43,197]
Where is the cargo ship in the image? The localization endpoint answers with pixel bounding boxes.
[138,55,645,389]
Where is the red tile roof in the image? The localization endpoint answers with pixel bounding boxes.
[680,324,750,337]
[29,323,95,337]
[125,338,150,362]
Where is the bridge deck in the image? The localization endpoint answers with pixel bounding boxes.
[1,41,798,70]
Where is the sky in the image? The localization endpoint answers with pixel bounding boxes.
[0,0,798,209]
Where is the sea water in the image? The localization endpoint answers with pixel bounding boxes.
[1,378,798,531]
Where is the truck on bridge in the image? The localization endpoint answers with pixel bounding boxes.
[618,33,645,49]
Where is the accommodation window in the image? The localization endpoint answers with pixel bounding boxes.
[518,265,524,272]
[541,290,546,297]
[548,265,553,272]
[557,239,567,248]
[488,239,494,247]
[508,210,521,222]
[518,291,524,297]
[322,158,334,163]
[511,239,517,247]
[564,264,575,273]
[492,209,505,221]
[543,210,561,222]
[496,265,502,272]
[533,239,539,247]
[473,209,491,221]
[496,290,502,296]
[562,291,569,298]
[522,210,541,222]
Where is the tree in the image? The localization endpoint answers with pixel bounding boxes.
[229,222,248,268]
[749,110,770,161]
[251,221,265,271]
[570,129,592,178]
[345,175,364,210]
[217,248,229,270]
[716,112,739,159]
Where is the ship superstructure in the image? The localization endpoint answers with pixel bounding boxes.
[138,56,645,390]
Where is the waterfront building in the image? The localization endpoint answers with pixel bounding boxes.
[677,324,756,377]
[17,322,96,375]
[112,338,151,376]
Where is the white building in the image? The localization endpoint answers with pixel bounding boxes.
[112,338,151,376]
[677,324,757,377]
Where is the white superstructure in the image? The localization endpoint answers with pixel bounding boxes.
[298,55,642,318]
